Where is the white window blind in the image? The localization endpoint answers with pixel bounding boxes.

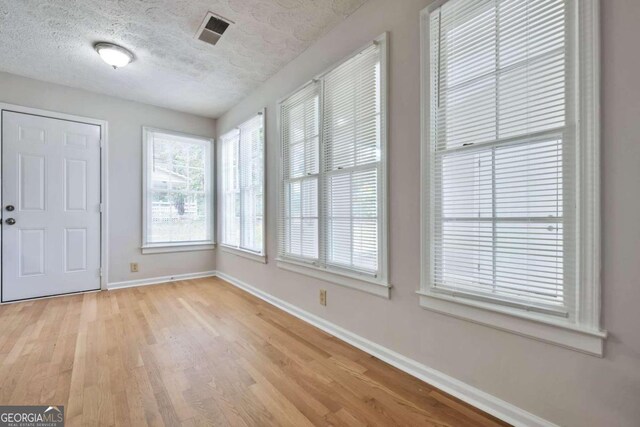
[142,128,214,249]
[323,43,382,274]
[280,83,320,261]
[220,113,265,255]
[279,35,387,283]
[427,0,573,315]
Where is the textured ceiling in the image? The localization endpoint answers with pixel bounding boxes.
[0,0,368,118]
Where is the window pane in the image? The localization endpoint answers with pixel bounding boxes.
[439,76,497,150]
[494,221,564,305]
[439,149,494,219]
[326,168,378,272]
[188,143,205,168]
[220,131,240,247]
[328,173,351,266]
[287,96,319,178]
[436,221,494,291]
[495,139,563,218]
[498,53,566,139]
[441,0,496,88]
[499,0,565,68]
[285,178,318,259]
[149,192,208,243]
[188,167,205,192]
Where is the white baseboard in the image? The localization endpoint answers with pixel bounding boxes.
[215,271,556,427]
[108,270,217,290]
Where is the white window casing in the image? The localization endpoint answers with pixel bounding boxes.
[277,33,390,298]
[219,111,266,261]
[419,0,605,355]
[142,127,215,253]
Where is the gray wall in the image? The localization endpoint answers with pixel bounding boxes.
[216,0,640,425]
[0,72,217,284]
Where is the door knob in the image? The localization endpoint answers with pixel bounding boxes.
[5,218,15,225]
[5,205,14,211]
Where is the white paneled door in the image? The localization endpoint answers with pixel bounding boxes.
[2,111,101,302]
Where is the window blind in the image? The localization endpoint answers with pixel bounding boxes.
[220,113,265,254]
[428,0,573,314]
[280,83,320,261]
[323,43,382,274]
[279,37,386,280]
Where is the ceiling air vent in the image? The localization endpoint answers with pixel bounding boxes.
[195,12,233,46]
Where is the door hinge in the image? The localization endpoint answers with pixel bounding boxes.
[98,268,103,277]
[99,203,104,213]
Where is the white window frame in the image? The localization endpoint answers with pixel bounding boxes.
[141,127,215,254]
[219,110,267,263]
[277,33,390,298]
[419,0,606,355]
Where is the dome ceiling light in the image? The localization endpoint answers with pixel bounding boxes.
[94,42,134,69]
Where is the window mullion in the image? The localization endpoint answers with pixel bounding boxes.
[350,67,358,270]
[563,0,576,322]
[492,0,500,295]
[318,78,327,268]
[433,9,442,288]
[238,131,245,251]
[491,147,497,294]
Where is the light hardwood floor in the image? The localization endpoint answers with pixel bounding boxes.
[0,277,509,426]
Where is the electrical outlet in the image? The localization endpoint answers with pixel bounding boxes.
[130,262,139,273]
[319,289,327,306]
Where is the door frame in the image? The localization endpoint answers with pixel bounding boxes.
[0,103,109,299]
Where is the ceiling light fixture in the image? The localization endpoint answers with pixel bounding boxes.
[94,42,134,69]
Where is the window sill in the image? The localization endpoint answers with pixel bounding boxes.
[220,245,267,264]
[417,290,607,356]
[141,243,216,254]
[277,258,391,299]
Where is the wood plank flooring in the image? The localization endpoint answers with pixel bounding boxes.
[0,277,509,426]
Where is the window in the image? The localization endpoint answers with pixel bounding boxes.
[142,128,214,253]
[219,112,266,260]
[278,34,389,297]
[420,0,605,354]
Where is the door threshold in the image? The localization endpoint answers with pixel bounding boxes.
[1,288,102,305]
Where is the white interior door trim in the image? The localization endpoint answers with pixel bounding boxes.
[0,103,109,293]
